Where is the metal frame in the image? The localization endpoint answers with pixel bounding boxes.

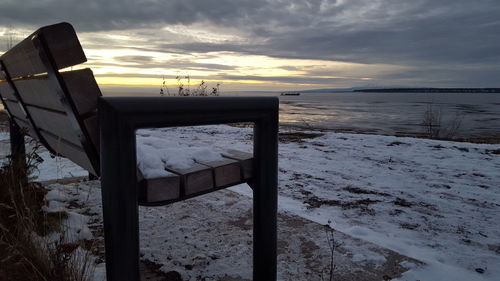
[99,96,279,281]
[1,62,35,181]
[8,119,27,182]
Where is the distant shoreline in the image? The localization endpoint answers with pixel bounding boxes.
[354,88,500,93]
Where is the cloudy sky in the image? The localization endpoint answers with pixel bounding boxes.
[1,0,499,92]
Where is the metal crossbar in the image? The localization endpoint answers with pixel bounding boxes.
[99,96,279,281]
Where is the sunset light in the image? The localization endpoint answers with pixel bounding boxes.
[1,1,500,281]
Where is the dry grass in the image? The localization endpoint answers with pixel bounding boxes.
[160,75,220,96]
[321,224,341,281]
[0,148,94,281]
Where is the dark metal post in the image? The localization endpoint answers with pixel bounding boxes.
[99,101,140,281]
[88,172,98,181]
[253,111,279,280]
[9,118,27,181]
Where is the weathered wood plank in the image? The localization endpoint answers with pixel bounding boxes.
[222,149,253,180]
[137,169,181,204]
[12,69,100,115]
[1,22,86,78]
[13,76,65,111]
[196,158,242,187]
[40,131,96,175]
[4,100,27,120]
[62,68,101,115]
[27,106,81,145]
[165,163,214,195]
[0,81,17,101]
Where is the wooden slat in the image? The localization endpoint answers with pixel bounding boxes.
[0,81,17,101]
[222,150,253,180]
[4,100,27,121]
[196,158,242,187]
[137,169,181,204]
[140,177,181,203]
[27,106,81,145]
[13,69,100,115]
[166,163,214,195]
[40,131,96,175]
[62,68,101,115]
[13,76,65,112]
[0,22,86,78]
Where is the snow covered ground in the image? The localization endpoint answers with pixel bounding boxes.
[1,125,499,280]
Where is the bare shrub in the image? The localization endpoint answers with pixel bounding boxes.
[422,103,463,139]
[422,103,442,139]
[443,111,463,139]
[160,74,220,96]
[321,224,342,281]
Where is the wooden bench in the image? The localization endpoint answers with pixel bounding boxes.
[0,22,278,281]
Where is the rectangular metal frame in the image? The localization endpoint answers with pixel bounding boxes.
[99,96,279,281]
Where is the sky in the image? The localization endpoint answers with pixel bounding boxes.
[0,0,499,92]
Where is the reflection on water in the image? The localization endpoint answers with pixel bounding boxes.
[222,91,500,138]
[2,90,497,138]
[97,90,500,138]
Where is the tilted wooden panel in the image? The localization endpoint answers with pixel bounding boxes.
[3,100,27,121]
[0,81,17,101]
[27,106,81,145]
[0,22,86,78]
[40,131,96,175]
[13,69,100,115]
[63,68,101,115]
[13,76,65,112]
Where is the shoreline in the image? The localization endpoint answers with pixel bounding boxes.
[1,109,499,144]
[279,122,500,144]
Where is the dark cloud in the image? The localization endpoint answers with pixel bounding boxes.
[0,0,267,31]
[220,74,361,85]
[89,59,236,71]
[115,55,155,63]
[2,0,499,86]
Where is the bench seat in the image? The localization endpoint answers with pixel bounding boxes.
[137,149,252,205]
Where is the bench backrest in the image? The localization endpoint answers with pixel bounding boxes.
[0,23,101,175]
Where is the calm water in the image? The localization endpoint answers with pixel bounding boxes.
[221,91,500,138]
[3,90,494,139]
[103,90,500,138]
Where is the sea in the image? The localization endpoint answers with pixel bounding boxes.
[225,91,500,139]
[2,90,499,139]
